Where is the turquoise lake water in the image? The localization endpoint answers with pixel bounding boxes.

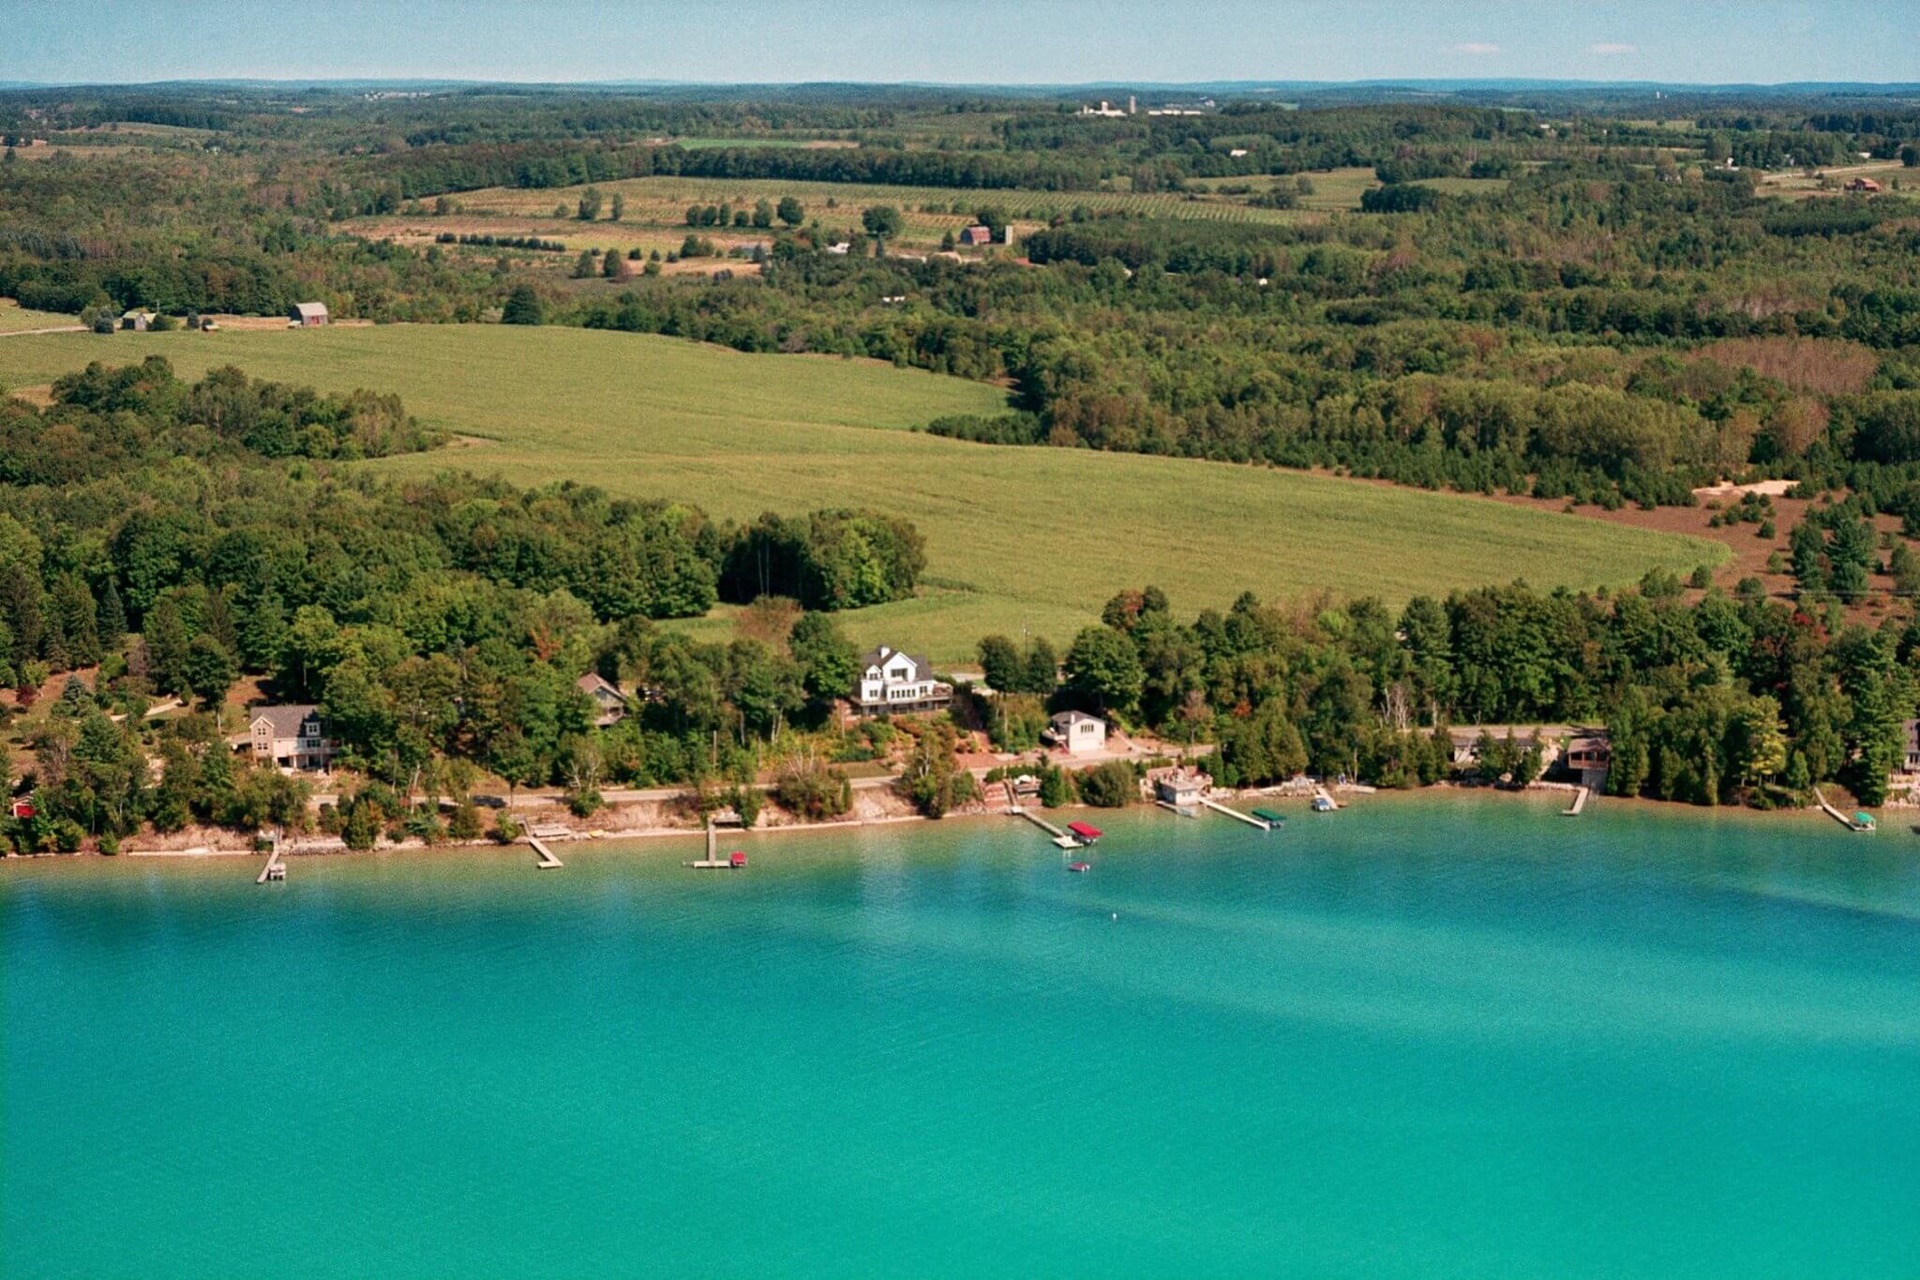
[5,792,1919,1278]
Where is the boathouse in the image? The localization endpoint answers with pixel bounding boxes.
[1148,765,1210,807]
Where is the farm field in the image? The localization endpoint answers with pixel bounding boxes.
[1756,159,1909,198]
[0,324,1727,662]
[0,299,81,333]
[434,171,1324,235]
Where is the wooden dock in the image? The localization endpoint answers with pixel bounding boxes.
[1198,796,1272,830]
[1812,787,1874,831]
[688,814,747,868]
[255,840,286,883]
[527,836,564,868]
[1562,786,1590,817]
[1007,805,1082,849]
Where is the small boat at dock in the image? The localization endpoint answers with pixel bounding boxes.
[1066,822,1103,844]
[1250,808,1286,825]
[1311,795,1336,813]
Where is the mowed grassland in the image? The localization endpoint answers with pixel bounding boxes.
[0,324,1727,661]
[0,300,82,334]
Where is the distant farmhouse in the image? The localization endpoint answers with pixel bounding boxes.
[853,646,951,716]
[289,301,329,327]
[958,225,995,247]
[1848,177,1882,194]
[243,705,336,772]
[120,309,156,332]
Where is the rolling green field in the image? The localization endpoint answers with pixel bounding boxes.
[0,324,1727,661]
[0,300,82,334]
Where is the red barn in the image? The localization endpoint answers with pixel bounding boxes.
[958,225,994,246]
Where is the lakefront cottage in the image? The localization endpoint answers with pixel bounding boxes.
[1046,710,1107,756]
[852,646,951,715]
[245,705,336,772]
[576,672,627,727]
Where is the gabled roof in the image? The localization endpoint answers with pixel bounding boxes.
[576,672,623,701]
[1052,709,1104,727]
[250,704,319,737]
[861,645,929,672]
[292,301,328,317]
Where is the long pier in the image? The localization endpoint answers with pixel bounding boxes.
[1198,796,1272,830]
[1006,805,1082,849]
[527,836,565,868]
[255,832,286,883]
[1812,786,1873,831]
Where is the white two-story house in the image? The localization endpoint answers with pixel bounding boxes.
[853,646,952,716]
[246,704,337,772]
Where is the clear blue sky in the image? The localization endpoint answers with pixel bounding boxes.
[3,0,1913,86]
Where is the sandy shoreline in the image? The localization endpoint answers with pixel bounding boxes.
[6,778,1877,868]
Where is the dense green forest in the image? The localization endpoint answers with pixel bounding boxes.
[1026,575,1914,811]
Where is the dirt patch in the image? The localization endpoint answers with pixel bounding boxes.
[7,383,53,407]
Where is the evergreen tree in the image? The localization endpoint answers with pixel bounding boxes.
[96,578,126,653]
[501,284,544,326]
[51,575,100,667]
[1827,515,1875,602]
[0,565,42,670]
[239,590,289,674]
[144,597,191,696]
[1788,520,1828,598]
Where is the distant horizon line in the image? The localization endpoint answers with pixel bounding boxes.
[4,76,1918,93]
